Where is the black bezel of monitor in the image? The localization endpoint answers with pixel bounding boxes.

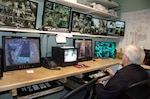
[91,17,107,35]
[94,41,116,59]
[71,11,92,34]
[73,39,92,62]
[2,36,41,71]
[42,0,72,32]
[0,0,38,29]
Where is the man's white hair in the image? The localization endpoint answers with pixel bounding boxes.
[124,44,145,65]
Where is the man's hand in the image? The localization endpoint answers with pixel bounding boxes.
[105,68,115,77]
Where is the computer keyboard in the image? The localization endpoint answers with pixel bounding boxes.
[83,70,109,81]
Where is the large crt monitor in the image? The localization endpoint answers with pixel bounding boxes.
[52,47,78,66]
[2,36,41,71]
[94,41,116,58]
[73,39,92,61]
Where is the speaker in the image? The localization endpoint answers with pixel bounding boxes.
[0,48,3,78]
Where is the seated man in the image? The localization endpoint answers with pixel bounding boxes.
[95,44,149,99]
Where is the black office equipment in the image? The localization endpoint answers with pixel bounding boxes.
[0,48,3,78]
[2,36,41,71]
[41,57,60,70]
[52,47,78,66]
[143,49,150,66]
[17,80,64,99]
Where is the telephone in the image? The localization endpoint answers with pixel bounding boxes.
[41,57,60,70]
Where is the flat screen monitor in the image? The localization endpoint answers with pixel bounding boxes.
[107,20,125,36]
[42,0,71,32]
[73,39,92,61]
[52,47,78,66]
[2,36,41,71]
[94,41,116,58]
[71,11,92,33]
[0,0,38,29]
[91,17,107,35]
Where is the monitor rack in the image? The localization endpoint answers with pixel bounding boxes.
[17,80,64,99]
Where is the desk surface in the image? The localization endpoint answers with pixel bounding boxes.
[0,58,149,92]
[0,59,121,92]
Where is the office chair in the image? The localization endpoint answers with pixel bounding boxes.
[120,79,150,99]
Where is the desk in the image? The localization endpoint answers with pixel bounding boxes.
[0,58,149,94]
[0,59,121,93]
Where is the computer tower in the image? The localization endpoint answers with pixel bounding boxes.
[0,48,3,78]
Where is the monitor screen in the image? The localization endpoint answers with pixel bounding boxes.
[94,41,116,58]
[91,17,107,35]
[107,20,125,36]
[116,21,125,36]
[64,49,77,62]
[2,36,41,71]
[42,0,71,32]
[73,39,92,61]
[71,11,92,33]
[0,0,38,29]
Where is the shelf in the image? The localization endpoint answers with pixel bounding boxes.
[49,0,118,18]
[0,27,119,39]
[0,27,57,35]
[71,32,119,38]
[87,0,119,8]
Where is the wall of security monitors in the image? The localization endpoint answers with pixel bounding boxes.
[0,0,125,36]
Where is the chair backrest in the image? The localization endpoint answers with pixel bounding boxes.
[120,79,150,99]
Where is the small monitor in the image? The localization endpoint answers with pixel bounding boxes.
[107,20,125,36]
[2,36,41,71]
[52,47,78,66]
[73,39,92,61]
[42,0,71,32]
[94,41,116,58]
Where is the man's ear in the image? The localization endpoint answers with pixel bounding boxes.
[125,55,130,64]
